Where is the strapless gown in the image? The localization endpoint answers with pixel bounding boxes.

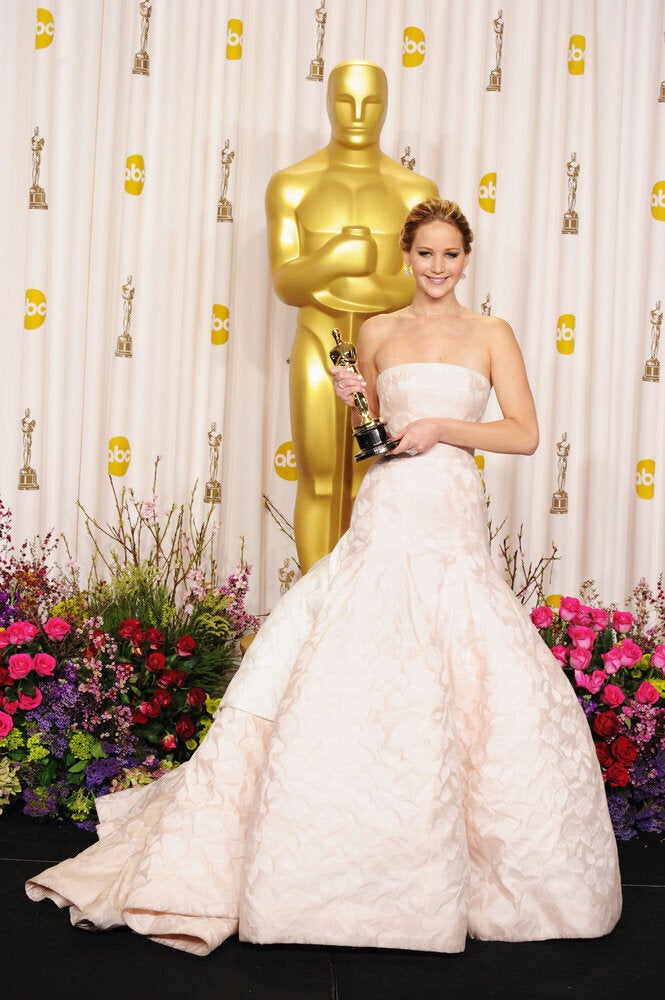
[26,363,622,955]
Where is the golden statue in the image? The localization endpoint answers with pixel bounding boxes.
[266,60,437,571]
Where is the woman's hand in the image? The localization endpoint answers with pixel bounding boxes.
[330,365,366,408]
[391,418,445,456]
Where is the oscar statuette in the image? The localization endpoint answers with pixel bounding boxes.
[330,328,398,462]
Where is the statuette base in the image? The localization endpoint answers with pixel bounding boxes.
[217,199,233,223]
[550,491,568,514]
[353,419,399,463]
[642,358,660,382]
[486,69,501,92]
[18,468,39,491]
[115,336,133,358]
[204,480,221,504]
[29,186,47,210]
[133,52,149,75]
[307,58,324,82]
[561,212,579,235]
[659,81,665,103]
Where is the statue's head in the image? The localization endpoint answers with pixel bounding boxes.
[327,62,387,148]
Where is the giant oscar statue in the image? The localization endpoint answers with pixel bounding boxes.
[266,61,437,571]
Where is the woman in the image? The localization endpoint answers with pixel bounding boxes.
[27,199,621,955]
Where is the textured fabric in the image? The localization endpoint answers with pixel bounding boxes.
[26,364,622,955]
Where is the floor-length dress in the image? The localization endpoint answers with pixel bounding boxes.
[26,363,622,955]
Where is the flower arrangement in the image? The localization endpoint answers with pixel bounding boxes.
[531,586,665,840]
[0,474,259,829]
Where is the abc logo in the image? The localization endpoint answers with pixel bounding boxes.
[556,314,576,355]
[651,180,665,221]
[24,288,46,330]
[474,454,485,473]
[274,441,297,481]
[108,436,131,476]
[568,34,585,74]
[478,172,497,213]
[226,18,243,59]
[211,304,229,345]
[636,459,655,500]
[402,26,426,67]
[35,8,54,48]
[125,154,146,196]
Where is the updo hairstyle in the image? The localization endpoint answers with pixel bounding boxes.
[399,198,474,255]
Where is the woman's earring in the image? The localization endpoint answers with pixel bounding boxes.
[461,269,467,280]
[403,264,412,276]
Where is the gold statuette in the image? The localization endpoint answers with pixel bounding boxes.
[307,1,326,81]
[133,0,152,75]
[643,299,662,382]
[550,432,570,513]
[116,275,134,357]
[18,408,39,490]
[561,153,580,234]
[29,127,48,209]
[486,9,503,91]
[205,422,222,504]
[330,328,398,462]
[217,139,235,222]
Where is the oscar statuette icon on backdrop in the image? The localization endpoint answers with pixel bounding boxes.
[29,128,48,210]
[642,300,662,383]
[266,61,438,571]
[133,0,152,75]
[18,409,39,491]
[116,276,134,358]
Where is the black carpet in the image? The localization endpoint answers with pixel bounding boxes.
[1,807,663,1000]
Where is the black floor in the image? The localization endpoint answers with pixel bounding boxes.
[2,808,663,1000]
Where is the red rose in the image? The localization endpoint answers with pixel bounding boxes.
[611,735,638,765]
[175,635,196,657]
[605,763,630,787]
[0,665,9,684]
[117,618,142,639]
[132,708,148,724]
[175,715,195,740]
[146,651,167,672]
[152,689,172,708]
[145,627,165,649]
[593,711,620,738]
[157,668,188,689]
[595,744,613,768]
[161,733,177,750]
[186,687,207,707]
[138,700,160,719]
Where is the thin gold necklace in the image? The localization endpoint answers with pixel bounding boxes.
[408,305,465,318]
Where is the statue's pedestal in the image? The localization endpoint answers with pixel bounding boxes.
[550,491,568,514]
[307,58,323,82]
[29,186,47,210]
[19,468,39,490]
[486,69,501,91]
[561,212,579,235]
[133,52,149,75]
[643,358,660,383]
[217,199,233,222]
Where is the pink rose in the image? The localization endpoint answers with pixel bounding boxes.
[7,621,40,646]
[612,610,633,634]
[1,697,18,715]
[590,608,609,631]
[18,688,42,710]
[0,710,14,738]
[574,669,607,694]
[572,605,594,627]
[43,617,72,641]
[617,640,643,667]
[8,653,33,679]
[0,631,10,649]
[650,645,665,671]
[559,596,580,622]
[567,625,597,649]
[551,645,569,664]
[601,647,624,675]
[32,652,57,676]
[569,647,592,671]
[601,684,626,708]
[531,606,554,628]
[634,681,660,705]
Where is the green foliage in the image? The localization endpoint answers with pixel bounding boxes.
[86,562,178,639]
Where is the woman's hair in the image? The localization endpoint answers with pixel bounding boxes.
[399,198,473,254]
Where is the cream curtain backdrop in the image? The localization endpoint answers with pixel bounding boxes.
[1,0,664,613]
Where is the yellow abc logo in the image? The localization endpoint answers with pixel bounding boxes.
[545,594,562,610]
[108,436,131,476]
[556,314,576,355]
[651,180,665,220]
[226,18,243,59]
[125,154,146,195]
[474,454,485,472]
[24,288,46,329]
[567,34,585,74]
[274,441,297,481]
[211,304,229,345]
[402,26,426,67]
[478,172,497,213]
[636,459,655,499]
[35,8,54,48]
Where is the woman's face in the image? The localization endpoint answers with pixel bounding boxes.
[404,221,469,299]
